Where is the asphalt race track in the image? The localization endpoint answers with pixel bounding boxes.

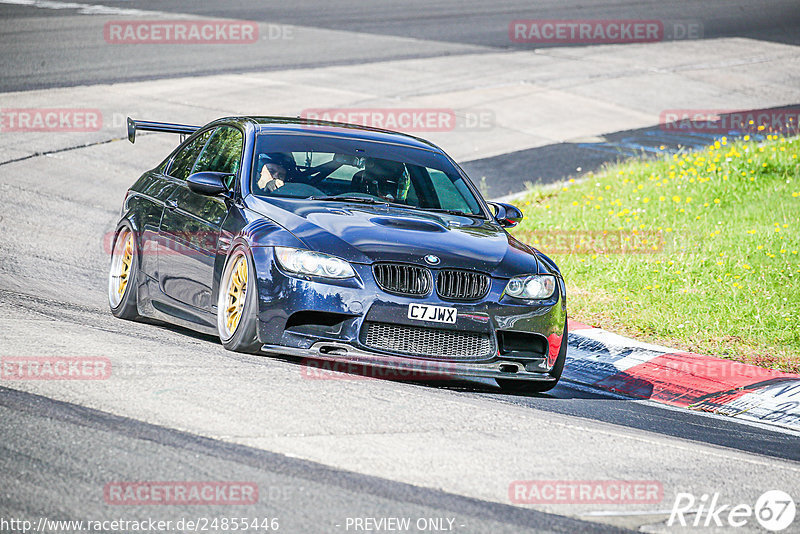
[2,0,800,92]
[1,1,799,533]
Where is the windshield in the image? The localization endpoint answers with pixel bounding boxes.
[250,135,484,216]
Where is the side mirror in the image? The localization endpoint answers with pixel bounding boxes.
[488,202,523,228]
[187,172,232,196]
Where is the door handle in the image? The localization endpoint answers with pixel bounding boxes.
[165,199,178,210]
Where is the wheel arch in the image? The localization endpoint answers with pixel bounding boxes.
[110,216,144,278]
[211,217,305,308]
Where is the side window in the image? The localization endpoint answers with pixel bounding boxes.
[168,130,212,181]
[155,157,170,174]
[193,126,244,180]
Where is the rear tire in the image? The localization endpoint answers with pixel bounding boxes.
[108,223,141,320]
[497,320,568,394]
[217,246,261,354]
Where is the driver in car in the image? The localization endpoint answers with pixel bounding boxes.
[256,153,295,192]
[360,158,410,203]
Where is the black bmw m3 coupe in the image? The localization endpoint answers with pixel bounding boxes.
[109,116,567,391]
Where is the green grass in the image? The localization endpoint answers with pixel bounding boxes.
[511,134,800,373]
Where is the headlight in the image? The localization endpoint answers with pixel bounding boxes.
[274,247,355,279]
[505,274,556,300]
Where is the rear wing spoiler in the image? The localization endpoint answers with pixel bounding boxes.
[127,116,200,144]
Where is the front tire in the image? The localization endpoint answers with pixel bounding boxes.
[108,223,141,320]
[217,246,260,353]
[498,320,568,394]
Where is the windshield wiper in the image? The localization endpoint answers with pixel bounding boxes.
[309,195,390,205]
[409,207,484,218]
[309,197,484,218]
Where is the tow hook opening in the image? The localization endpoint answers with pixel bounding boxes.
[319,345,348,356]
[499,363,520,373]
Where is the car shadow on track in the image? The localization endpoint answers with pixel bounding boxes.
[132,308,668,408]
[139,316,222,343]
[141,319,645,400]
[135,321,800,460]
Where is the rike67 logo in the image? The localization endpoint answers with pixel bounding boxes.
[669,490,796,531]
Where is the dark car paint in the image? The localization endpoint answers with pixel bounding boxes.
[243,196,544,276]
[249,246,566,370]
[117,116,566,371]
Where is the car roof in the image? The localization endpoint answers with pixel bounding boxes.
[209,116,443,153]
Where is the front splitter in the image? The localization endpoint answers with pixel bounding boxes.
[260,341,556,382]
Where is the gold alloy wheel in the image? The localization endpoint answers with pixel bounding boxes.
[117,233,134,298]
[109,228,134,309]
[224,255,248,334]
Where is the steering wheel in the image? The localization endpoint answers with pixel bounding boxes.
[303,154,356,186]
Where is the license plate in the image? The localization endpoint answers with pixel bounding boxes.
[407,303,457,324]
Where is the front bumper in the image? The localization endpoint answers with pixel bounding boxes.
[250,247,567,376]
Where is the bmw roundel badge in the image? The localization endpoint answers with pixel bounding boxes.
[424,254,440,265]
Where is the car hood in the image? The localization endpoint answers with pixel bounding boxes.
[245,197,545,276]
